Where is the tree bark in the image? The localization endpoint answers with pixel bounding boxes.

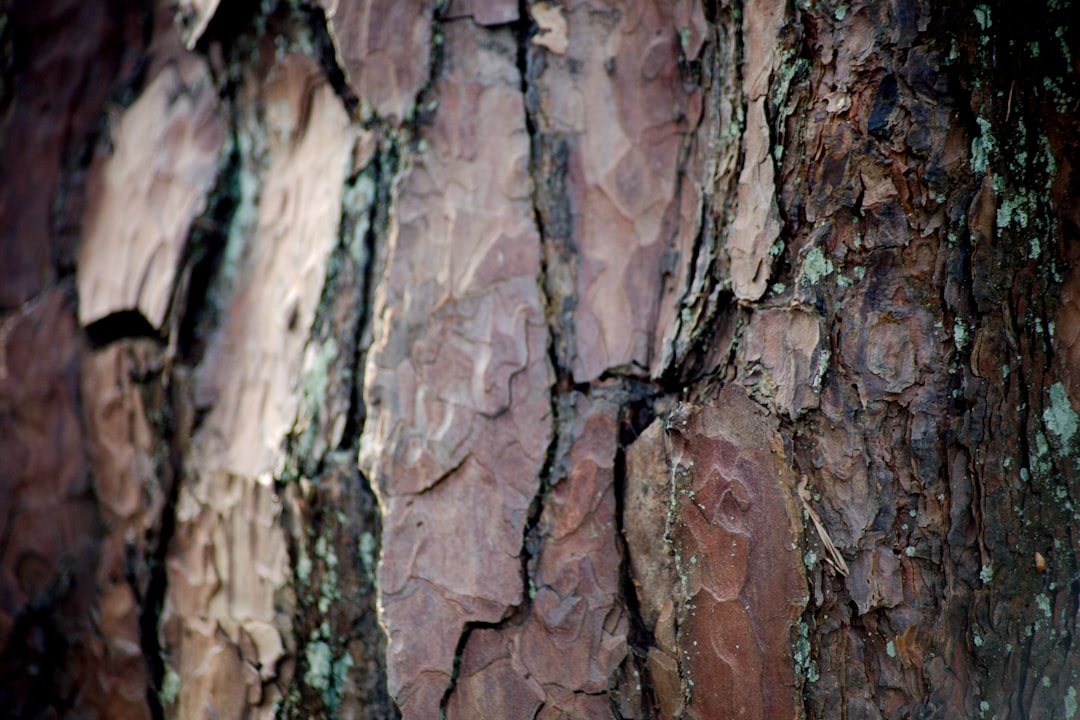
[2,0,1079,718]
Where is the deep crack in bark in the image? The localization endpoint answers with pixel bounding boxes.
[437,9,555,714]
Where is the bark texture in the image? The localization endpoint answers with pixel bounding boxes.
[2,0,1079,718]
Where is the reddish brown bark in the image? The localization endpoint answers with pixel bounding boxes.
[2,0,1079,719]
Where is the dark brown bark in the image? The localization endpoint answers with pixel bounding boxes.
[2,0,1079,718]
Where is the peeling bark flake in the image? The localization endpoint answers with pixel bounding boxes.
[162,52,354,719]
[78,55,225,329]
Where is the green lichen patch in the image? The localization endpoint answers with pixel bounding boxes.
[159,666,182,705]
[799,247,834,286]
[1044,382,1078,447]
[793,621,819,683]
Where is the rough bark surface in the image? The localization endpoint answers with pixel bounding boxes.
[358,21,553,717]
[2,0,1079,719]
[624,387,808,720]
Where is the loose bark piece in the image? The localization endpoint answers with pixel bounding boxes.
[78,55,225,329]
[627,386,807,720]
[623,419,678,631]
[319,0,434,124]
[191,53,354,477]
[79,340,176,720]
[738,307,825,418]
[162,52,353,719]
[528,0,700,382]
[446,392,628,718]
[358,23,552,717]
[727,0,785,300]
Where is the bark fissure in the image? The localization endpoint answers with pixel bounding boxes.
[138,385,186,720]
[338,140,397,450]
[437,9,559,714]
[612,395,661,719]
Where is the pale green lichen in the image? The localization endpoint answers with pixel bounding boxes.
[358,531,376,579]
[314,533,341,614]
[1067,686,1078,719]
[793,621,819,683]
[1034,431,1053,476]
[332,652,354,703]
[343,174,376,260]
[970,117,995,176]
[812,348,831,392]
[219,128,264,287]
[800,247,834,286]
[1056,25,1073,66]
[973,4,991,30]
[296,544,313,584]
[886,640,896,658]
[302,338,339,413]
[306,640,334,691]
[304,639,354,710]
[953,320,969,350]
[159,666,182,705]
[980,563,994,584]
[1044,382,1079,447]
[995,194,1030,230]
[1036,593,1052,618]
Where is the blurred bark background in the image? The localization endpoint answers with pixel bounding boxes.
[1,0,1079,717]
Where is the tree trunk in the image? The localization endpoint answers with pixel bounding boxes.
[2,0,1079,718]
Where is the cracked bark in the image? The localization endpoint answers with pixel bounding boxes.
[2,1,1080,719]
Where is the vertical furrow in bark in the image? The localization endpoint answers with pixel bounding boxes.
[276,123,397,718]
[444,388,629,718]
[652,0,735,384]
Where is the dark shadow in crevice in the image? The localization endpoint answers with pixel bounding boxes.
[298,3,359,116]
[84,310,161,349]
[612,393,660,719]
